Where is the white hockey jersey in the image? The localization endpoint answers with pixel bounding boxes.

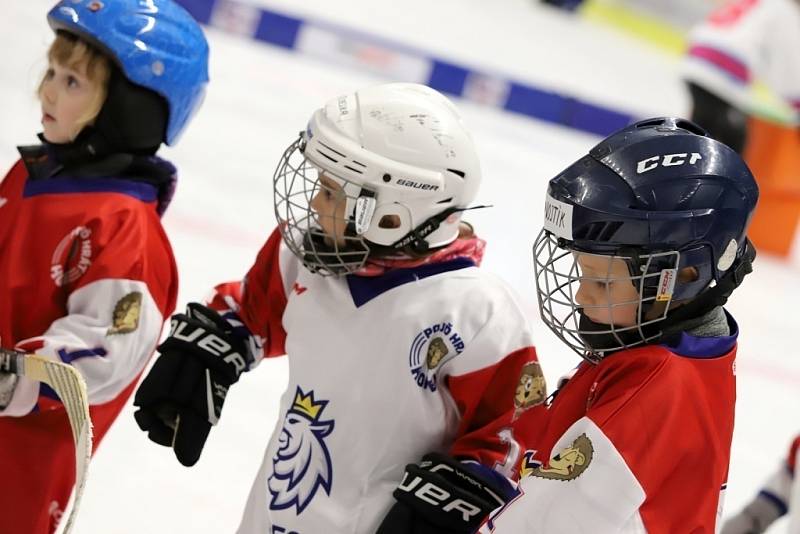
[208,228,547,534]
[683,0,800,121]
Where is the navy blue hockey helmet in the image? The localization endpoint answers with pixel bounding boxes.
[533,117,758,362]
[47,0,209,146]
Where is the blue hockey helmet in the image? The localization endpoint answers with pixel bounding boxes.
[47,0,209,145]
[533,117,759,362]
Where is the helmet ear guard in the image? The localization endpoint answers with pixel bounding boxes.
[85,67,169,155]
[361,202,412,243]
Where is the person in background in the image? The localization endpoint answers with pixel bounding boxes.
[683,0,800,153]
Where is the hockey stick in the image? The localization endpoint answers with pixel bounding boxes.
[0,350,92,534]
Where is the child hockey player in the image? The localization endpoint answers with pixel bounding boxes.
[722,433,800,533]
[481,117,759,532]
[134,83,548,533]
[0,1,208,532]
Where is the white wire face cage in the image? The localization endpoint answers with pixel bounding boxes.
[273,135,371,276]
[532,229,681,364]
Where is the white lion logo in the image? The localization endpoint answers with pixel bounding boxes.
[268,388,334,514]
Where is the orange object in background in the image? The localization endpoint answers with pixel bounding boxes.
[743,117,800,257]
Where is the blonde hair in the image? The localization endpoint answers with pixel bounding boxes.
[38,31,112,134]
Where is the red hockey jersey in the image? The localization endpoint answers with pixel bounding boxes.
[481,317,739,533]
[0,152,178,533]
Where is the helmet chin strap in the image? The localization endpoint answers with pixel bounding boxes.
[578,312,661,364]
[389,206,462,254]
[385,204,492,255]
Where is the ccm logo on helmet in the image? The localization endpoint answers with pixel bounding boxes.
[396,179,440,191]
[636,152,703,174]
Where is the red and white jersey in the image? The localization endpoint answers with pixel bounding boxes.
[481,321,739,533]
[0,156,177,416]
[208,228,548,534]
[683,0,800,119]
[758,434,800,531]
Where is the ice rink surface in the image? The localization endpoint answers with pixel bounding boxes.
[1,1,798,532]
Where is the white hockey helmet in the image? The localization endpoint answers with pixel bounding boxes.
[274,83,482,275]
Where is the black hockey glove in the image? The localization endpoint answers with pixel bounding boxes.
[375,453,512,534]
[133,303,252,467]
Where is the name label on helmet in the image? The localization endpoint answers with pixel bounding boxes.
[396,179,440,191]
[636,152,703,174]
[543,195,573,240]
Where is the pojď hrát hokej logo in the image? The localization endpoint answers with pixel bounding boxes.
[408,322,465,392]
[50,226,92,287]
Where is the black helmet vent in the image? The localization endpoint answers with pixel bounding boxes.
[675,119,708,136]
[574,221,623,242]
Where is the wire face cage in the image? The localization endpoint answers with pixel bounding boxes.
[273,135,371,276]
[533,229,680,363]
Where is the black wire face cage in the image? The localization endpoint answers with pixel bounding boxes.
[532,229,681,364]
[273,136,371,276]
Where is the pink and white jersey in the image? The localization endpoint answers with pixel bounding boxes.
[208,228,548,534]
[683,0,800,119]
[481,319,739,533]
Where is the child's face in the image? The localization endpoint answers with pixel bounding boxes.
[310,173,349,246]
[574,253,640,327]
[39,59,102,143]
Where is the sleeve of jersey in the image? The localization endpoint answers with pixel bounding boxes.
[479,416,647,533]
[1,208,176,417]
[206,227,296,364]
[443,285,548,479]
